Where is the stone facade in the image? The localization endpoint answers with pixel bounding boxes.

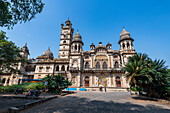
[0,19,136,89]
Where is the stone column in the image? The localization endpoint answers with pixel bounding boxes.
[65,65,68,71]
[125,41,127,50]
[80,74,83,87]
[77,72,81,87]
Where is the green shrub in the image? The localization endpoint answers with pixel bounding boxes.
[0,82,45,93]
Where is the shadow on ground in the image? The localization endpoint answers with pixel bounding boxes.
[21,95,170,113]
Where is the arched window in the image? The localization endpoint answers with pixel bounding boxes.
[114,61,119,68]
[85,62,90,68]
[116,76,121,87]
[102,62,107,69]
[56,65,59,71]
[63,40,66,43]
[78,45,80,52]
[96,62,100,69]
[61,65,65,71]
[84,76,89,87]
[127,42,130,49]
[123,43,125,49]
[75,45,77,50]
[7,78,10,83]
[2,78,6,83]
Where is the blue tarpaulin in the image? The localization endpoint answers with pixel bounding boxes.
[80,88,86,91]
[66,88,77,91]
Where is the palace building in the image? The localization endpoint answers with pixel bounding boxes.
[0,19,136,90]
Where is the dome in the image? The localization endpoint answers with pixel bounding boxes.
[120,27,130,37]
[73,31,81,39]
[42,47,53,58]
[95,42,106,49]
[118,27,134,44]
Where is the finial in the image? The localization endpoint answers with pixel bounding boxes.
[77,29,79,32]
[99,42,102,44]
[25,42,27,46]
[123,26,125,30]
[61,22,64,26]
[48,46,50,50]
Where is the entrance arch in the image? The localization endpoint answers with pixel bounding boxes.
[116,76,121,87]
[84,76,89,87]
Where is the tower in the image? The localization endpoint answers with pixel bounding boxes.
[20,43,29,60]
[58,19,74,59]
[118,27,136,66]
[118,27,134,51]
[70,30,84,69]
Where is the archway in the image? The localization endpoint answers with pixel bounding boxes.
[84,76,89,87]
[116,76,121,87]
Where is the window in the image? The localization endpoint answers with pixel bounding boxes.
[127,42,130,49]
[114,56,118,58]
[61,65,65,71]
[85,56,89,59]
[7,78,10,83]
[85,76,89,87]
[85,62,90,68]
[39,67,43,72]
[75,45,77,50]
[96,62,100,69]
[123,43,125,49]
[63,40,66,43]
[2,78,6,83]
[46,67,50,72]
[102,62,107,69]
[56,66,59,71]
[114,61,119,68]
[78,45,80,51]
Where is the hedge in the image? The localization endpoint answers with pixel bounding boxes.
[0,82,45,93]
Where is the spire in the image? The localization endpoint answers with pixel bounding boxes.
[66,18,70,22]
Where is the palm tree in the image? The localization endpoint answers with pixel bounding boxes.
[123,53,169,98]
[146,59,168,98]
[123,53,152,88]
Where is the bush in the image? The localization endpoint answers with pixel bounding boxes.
[42,74,72,94]
[0,82,45,93]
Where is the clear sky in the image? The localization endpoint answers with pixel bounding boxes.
[1,0,170,67]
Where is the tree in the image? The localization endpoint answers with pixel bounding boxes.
[0,30,26,74]
[146,59,169,98]
[0,0,44,29]
[43,74,72,94]
[122,53,152,88]
[123,53,169,98]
